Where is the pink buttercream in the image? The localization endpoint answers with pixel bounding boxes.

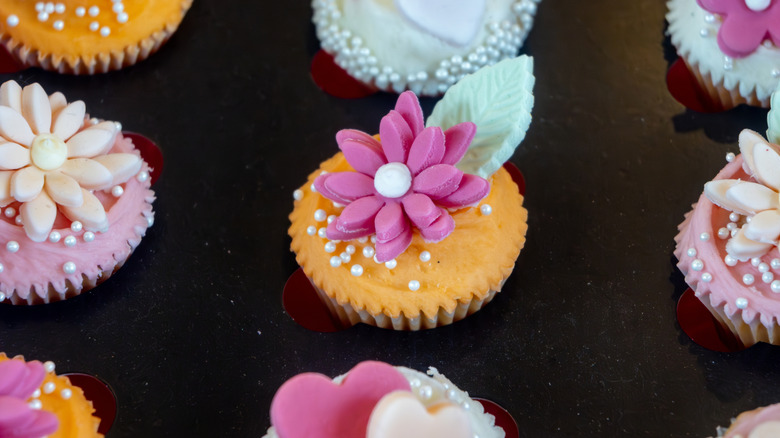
[314,91,489,262]
[0,359,59,438]
[269,361,411,438]
[697,0,780,58]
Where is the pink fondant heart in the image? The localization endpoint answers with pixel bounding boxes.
[393,0,486,47]
[270,361,410,438]
[367,391,473,438]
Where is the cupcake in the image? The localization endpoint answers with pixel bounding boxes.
[0,353,102,437]
[263,361,505,438]
[312,0,540,96]
[713,403,780,438]
[0,0,193,74]
[666,0,780,109]
[289,56,533,330]
[0,80,155,305]
[674,83,780,345]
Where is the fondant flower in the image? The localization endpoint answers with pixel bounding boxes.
[314,91,489,262]
[0,80,142,242]
[704,129,780,260]
[697,0,780,58]
[0,359,59,438]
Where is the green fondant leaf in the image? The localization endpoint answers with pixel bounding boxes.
[768,82,780,145]
[426,56,535,179]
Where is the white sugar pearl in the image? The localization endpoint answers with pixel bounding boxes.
[725,255,738,266]
[89,21,99,31]
[751,257,762,267]
[726,152,736,162]
[729,212,740,222]
[329,256,342,268]
[100,26,111,37]
[4,207,14,218]
[743,274,755,285]
[83,231,95,242]
[418,385,432,400]
[701,272,712,282]
[6,241,18,253]
[735,297,748,309]
[772,281,780,293]
[43,361,55,373]
[691,259,704,271]
[759,263,770,273]
[717,228,729,239]
[70,221,82,232]
[44,2,54,13]
[687,248,697,257]
[771,259,780,270]
[306,226,316,236]
[112,186,124,197]
[62,262,76,274]
[317,227,327,238]
[0,263,4,273]
[763,272,774,283]
[37,11,49,22]
[64,236,76,247]
[36,3,45,12]
[327,215,336,224]
[700,232,710,241]
[408,280,420,291]
[75,6,85,16]
[88,5,99,16]
[385,259,397,269]
[419,251,431,262]
[43,382,56,394]
[339,252,350,263]
[324,242,336,253]
[31,388,41,398]
[731,229,738,238]
[28,400,42,410]
[345,245,355,255]
[310,183,317,193]
[60,388,72,400]
[746,0,771,11]
[357,236,368,243]
[147,216,154,227]
[112,2,124,12]
[137,171,150,182]
[49,231,61,242]
[370,236,377,244]
[362,246,375,258]
[6,15,19,27]
[52,19,63,30]
[14,216,21,226]
[0,292,5,301]
[727,222,738,231]
[314,209,327,222]
[350,264,363,276]
[293,189,303,201]
[116,11,128,23]
[480,204,493,215]
[54,3,65,13]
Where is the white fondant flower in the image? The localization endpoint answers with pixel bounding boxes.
[0,80,142,242]
[705,129,780,260]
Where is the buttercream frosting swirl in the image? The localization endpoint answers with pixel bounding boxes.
[0,80,142,242]
[697,0,780,58]
[0,359,59,438]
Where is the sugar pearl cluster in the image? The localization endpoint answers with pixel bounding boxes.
[23,360,75,409]
[5,0,130,37]
[311,0,540,95]
[697,12,780,78]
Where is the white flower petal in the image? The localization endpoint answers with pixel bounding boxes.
[727,228,774,261]
[743,210,780,244]
[0,142,30,170]
[0,106,34,146]
[21,83,51,135]
[20,191,56,242]
[10,166,44,202]
[739,129,767,175]
[751,141,780,192]
[92,153,142,186]
[59,158,112,190]
[704,179,750,215]
[0,170,14,206]
[45,172,83,207]
[66,121,117,158]
[724,181,779,215]
[0,80,22,113]
[52,101,85,141]
[48,92,67,115]
[61,189,108,232]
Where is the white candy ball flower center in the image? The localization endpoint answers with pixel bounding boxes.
[745,0,771,11]
[30,134,67,171]
[374,162,412,198]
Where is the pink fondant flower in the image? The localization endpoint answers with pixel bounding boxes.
[0,80,142,242]
[697,0,780,58]
[0,359,59,438]
[314,91,489,262]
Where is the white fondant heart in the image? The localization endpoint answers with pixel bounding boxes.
[393,0,486,47]
[366,391,473,438]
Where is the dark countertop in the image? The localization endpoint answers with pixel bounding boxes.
[3,1,780,436]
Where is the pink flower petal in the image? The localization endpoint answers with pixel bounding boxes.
[66,121,118,158]
[0,398,59,438]
[52,101,86,141]
[20,191,56,242]
[419,209,455,242]
[0,170,13,206]
[441,122,476,165]
[696,0,729,15]
[394,91,424,136]
[0,106,35,146]
[326,220,374,241]
[315,172,375,204]
[406,127,445,176]
[59,158,113,190]
[375,226,412,263]
[0,142,31,170]
[337,129,387,176]
[0,359,45,398]
[436,174,490,207]
[48,92,67,115]
[21,83,51,135]
[328,195,384,238]
[92,153,143,186]
[743,210,780,244]
[11,166,44,202]
[379,110,413,163]
[0,80,22,114]
[401,193,441,229]
[45,172,83,208]
[411,164,463,199]
[60,189,109,232]
[375,202,408,243]
[727,227,774,261]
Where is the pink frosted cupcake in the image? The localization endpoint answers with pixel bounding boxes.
[714,403,780,437]
[0,80,155,305]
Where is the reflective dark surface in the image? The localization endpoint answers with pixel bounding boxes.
[2,1,780,436]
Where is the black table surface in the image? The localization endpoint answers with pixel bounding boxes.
[3,0,780,436]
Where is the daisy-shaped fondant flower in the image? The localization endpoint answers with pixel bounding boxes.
[0,80,142,242]
[697,0,780,58]
[705,129,780,260]
[314,91,489,262]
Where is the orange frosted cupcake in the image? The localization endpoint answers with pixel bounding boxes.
[289,56,534,330]
[0,0,192,74]
[0,353,102,438]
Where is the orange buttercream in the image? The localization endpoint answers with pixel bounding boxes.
[0,353,102,438]
[0,0,192,73]
[289,152,527,321]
